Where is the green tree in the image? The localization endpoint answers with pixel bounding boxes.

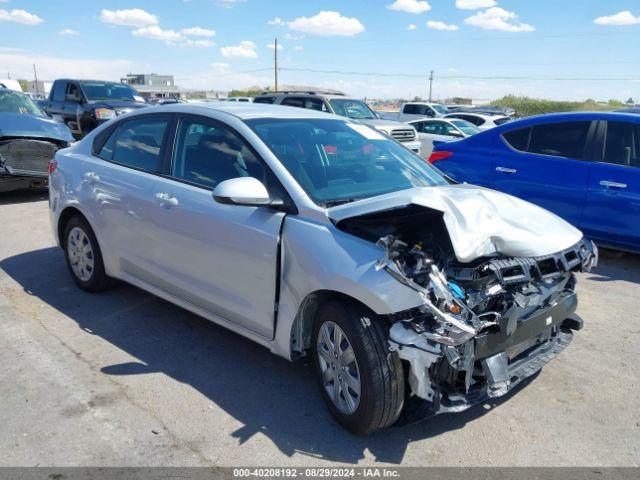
[17,79,28,92]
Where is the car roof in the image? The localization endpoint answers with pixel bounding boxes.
[494,111,640,130]
[139,102,348,121]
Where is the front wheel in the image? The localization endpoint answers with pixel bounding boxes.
[312,300,404,435]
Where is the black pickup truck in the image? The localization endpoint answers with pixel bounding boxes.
[43,79,148,138]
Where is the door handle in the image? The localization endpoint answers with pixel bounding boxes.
[496,166,517,174]
[599,180,627,189]
[155,192,179,208]
[82,172,100,184]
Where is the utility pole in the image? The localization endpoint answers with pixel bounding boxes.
[274,37,279,93]
[33,64,39,95]
[428,70,434,102]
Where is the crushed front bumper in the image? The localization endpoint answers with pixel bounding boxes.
[390,291,583,420]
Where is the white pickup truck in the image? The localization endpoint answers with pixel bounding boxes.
[378,102,449,122]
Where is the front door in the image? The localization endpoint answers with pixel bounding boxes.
[581,120,640,250]
[147,115,286,338]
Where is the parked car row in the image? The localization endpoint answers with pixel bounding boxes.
[254,90,423,154]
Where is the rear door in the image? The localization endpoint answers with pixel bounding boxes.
[83,113,173,278]
[492,121,595,226]
[580,120,640,249]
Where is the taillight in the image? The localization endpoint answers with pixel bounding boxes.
[428,151,453,164]
[49,159,57,174]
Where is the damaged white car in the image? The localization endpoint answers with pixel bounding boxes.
[49,104,597,435]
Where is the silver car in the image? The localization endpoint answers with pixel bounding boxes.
[49,103,597,435]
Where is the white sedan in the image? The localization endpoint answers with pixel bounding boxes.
[444,112,511,131]
[408,118,481,157]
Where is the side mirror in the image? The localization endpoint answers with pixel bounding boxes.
[448,131,464,138]
[213,177,272,207]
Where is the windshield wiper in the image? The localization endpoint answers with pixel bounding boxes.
[323,198,358,208]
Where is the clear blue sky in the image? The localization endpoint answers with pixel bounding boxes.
[0,0,639,101]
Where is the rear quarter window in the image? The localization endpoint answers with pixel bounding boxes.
[502,127,531,152]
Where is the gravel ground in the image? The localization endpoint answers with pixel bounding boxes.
[0,189,638,467]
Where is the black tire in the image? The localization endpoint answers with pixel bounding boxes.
[62,215,112,293]
[312,300,405,435]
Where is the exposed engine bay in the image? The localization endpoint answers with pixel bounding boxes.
[0,138,64,192]
[337,203,597,420]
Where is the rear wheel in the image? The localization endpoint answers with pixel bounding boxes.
[312,300,404,435]
[63,215,112,292]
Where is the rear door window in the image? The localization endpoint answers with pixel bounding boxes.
[254,96,275,104]
[529,121,591,159]
[110,117,169,172]
[603,121,640,168]
[282,96,328,112]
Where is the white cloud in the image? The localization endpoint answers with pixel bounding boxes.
[266,43,283,50]
[284,32,303,40]
[426,20,459,31]
[0,9,43,25]
[0,50,135,81]
[268,17,284,26]
[287,11,365,36]
[594,11,640,26]
[293,45,303,51]
[181,39,215,48]
[100,8,158,27]
[407,23,417,30]
[220,40,258,58]
[387,0,431,14]
[464,7,535,32]
[455,0,496,10]
[59,28,79,36]
[211,62,230,72]
[132,25,182,42]
[180,26,215,37]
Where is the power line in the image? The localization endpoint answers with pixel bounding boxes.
[342,30,640,43]
[278,67,639,82]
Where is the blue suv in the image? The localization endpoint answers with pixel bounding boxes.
[430,112,640,252]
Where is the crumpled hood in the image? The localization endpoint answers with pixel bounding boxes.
[329,184,583,263]
[0,112,74,142]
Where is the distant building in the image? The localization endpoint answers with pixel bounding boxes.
[120,73,179,99]
[26,80,52,97]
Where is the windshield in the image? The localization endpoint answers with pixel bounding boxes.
[432,104,449,115]
[79,82,145,102]
[0,89,46,116]
[329,99,378,120]
[246,118,447,206]
[450,120,480,136]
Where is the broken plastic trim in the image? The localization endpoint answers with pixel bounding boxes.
[376,235,497,347]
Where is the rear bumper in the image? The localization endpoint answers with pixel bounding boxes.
[0,175,48,193]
